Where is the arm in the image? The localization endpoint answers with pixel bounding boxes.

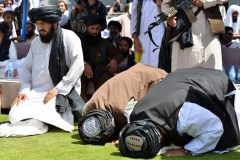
[177,102,224,155]
[0,42,18,66]
[54,32,84,95]
[130,0,143,52]
[203,0,230,9]
[130,0,138,36]
[71,9,77,20]
[59,11,69,27]
[12,58,26,69]
[19,47,33,95]
[162,0,171,13]
[9,41,17,61]
[106,41,124,72]
[107,41,124,64]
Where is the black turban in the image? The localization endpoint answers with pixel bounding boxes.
[108,21,122,32]
[119,120,163,158]
[0,22,9,33]
[84,15,104,26]
[119,36,133,48]
[78,109,115,145]
[28,6,62,23]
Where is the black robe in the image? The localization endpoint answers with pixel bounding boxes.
[130,67,240,151]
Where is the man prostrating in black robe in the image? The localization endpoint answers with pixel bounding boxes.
[118,67,240,158]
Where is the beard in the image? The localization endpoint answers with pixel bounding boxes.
[86,32,102,46]
[26,31,34,39]
[233,18,237,23]
[109,32,119,40]
[120,50,129,58]
[39,24,56,43]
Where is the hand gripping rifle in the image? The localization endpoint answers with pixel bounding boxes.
[144,0,197,51]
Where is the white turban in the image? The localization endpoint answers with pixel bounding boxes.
[13,0,22,6]
[224,5,240,34]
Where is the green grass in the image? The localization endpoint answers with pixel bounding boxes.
[1,113,240,160]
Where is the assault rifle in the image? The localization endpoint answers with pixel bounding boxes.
[144,0,197,35]
[144,0,197,50]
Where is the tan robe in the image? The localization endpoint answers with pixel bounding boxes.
[162,0,228,72]
[85,63,168,128]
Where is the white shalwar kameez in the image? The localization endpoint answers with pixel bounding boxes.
[131,0,165,67]
[0,29,84,137]
[162,0,229,72]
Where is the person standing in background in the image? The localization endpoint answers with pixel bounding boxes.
[58,0,71,29]
[113,0,124,12]
[224,5,240,40]
[163,0,229,72]
[82,0,107,31]
[131,0,165,67]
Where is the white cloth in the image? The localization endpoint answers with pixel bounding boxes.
[128,2,132,14]
[6,29,84,134]
[225,41,240,48]
[234,89,240,129]
[0,119,48,137]
[29,0,41,10]
[3,7,13,13]
[9,84,75,132]
[178,102,223,155]
[59,10,69,27]
[13,57,25,76]
[11,21,17,40]
[131,0,165,67]
[11,0,22,12]
[13,0,22,6]
[224,5,240,34]
[118,13,132,42]
[219,5,226,21]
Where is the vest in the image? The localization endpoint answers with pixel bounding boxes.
[130,67,240,150]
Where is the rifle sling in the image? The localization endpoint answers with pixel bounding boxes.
[147,7,202,52]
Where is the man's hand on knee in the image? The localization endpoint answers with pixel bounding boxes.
[107,59,118,72]
[12,94,27,106]
[43,88,58,104]
[84,62,93,78]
